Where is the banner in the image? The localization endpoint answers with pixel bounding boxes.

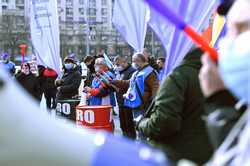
[147,0,217,75]
[112,0,150,52]
[30,0,62,75]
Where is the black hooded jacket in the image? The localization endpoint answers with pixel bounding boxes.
[56,68,81,100]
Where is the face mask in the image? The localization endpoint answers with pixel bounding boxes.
[132,63,140,70]
[95,66,101,73]
[64,63,73,70]
[115,65,124,72]
[219,30,250,104]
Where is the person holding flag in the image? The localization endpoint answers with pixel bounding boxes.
[199,0,250,165]
[85,57,116,107]
[113,55,137,139]
[112,53,159,122]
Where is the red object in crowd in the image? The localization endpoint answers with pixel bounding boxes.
[87,82,107,96]
[19,44,28,64]
[43,68,58,77]
[184,26,218,62]
[202,26,212,44]
[75,105,114,133]
[88,88,101,96]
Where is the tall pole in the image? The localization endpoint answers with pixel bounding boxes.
[85,0,90,56]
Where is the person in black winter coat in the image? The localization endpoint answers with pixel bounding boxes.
[37,65,46,100]
[55,57,81,100]
[143,48,159,72]
[83,55,96,87]
[114,55,136,139]
[15,63,41,102]
[43,67,58,110]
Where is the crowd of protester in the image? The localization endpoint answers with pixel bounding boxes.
[0,45,241,165]
[1,0,250,165]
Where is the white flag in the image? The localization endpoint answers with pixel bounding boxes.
[30,0,62,75]
[112,0,150,52]
[148,0,217,75]
[103,53,114,69]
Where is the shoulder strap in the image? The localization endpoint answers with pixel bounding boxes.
[134,67,154,105]
[143,98,155,117]
[135,81,144,105]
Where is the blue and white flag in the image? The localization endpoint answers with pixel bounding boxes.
[112,0,150,52]
[30,0,62,75]
[103,53,114,69]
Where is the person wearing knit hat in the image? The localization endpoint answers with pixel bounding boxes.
[15,63,41,101]
[55,56,81,100]
[64,56,76,64]
[0,53,15,76]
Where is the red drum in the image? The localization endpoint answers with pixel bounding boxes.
[75,105,114,133]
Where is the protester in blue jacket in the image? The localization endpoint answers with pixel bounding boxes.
[0,53,15,75]
[157,57,165,82]
[85,57,116,106]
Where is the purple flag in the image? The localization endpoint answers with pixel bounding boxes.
[112,0,150,52]
[148,0,217,75]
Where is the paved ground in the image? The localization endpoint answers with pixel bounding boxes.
[113,113,122,136]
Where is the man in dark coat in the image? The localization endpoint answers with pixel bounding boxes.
[137,48,213,164]
[16,63,41,101]
[112,53,159,119]
[83,55,96,87]
[156,57,165,82]
[143,48,159,72]
[114,55,136,139]
[55,57,81,100]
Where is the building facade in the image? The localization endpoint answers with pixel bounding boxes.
[0,0,30,56]
[58,0,118,58]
